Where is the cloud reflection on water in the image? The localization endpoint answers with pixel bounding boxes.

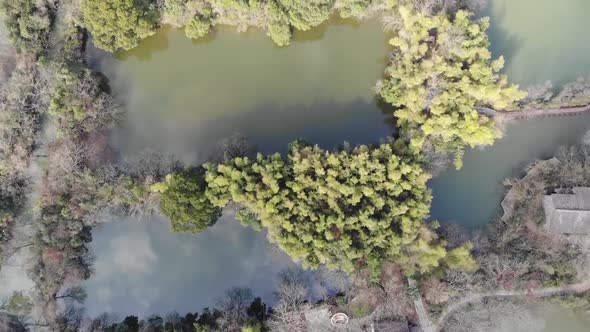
[84,210,297,318]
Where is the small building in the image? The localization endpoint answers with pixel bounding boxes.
[543,187,590,234]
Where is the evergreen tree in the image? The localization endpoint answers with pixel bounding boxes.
[379,6,526,167]
[82,0,159,52]
[159,167,221,234]
[206,140,474,275]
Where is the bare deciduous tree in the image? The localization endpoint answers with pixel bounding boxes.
[442,299,544,332]
[266,302,309,332]
[55,286,86,303]
[123,149,181,181]
[211,133,256,163]
[422,276,450,305]
[216,287,254,330]
[555,76,590,103]
[275,267,309,309]
[520,81,554,106]
[83,312,118,332]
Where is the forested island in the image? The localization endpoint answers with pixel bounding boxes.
[1,0,590,331]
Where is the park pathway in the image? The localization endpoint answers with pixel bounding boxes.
[408,278,436,332]
[435,280,590,331]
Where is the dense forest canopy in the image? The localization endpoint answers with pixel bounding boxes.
[202,140,475,275]
[81,0,160,52]
[379,6,525,167]
[82,0,389,50]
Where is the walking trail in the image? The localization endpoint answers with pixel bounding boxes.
[435,280,590,331]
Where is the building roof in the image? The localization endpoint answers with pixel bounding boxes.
[544,187,590,234]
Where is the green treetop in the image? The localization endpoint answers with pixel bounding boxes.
[277,0,333,31]
[82,0,159,52]
[205,140,474,276]
[0,0,53,55]
[159,167,222,234]
[379,6,526,167]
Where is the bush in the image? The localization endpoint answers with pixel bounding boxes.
[266,1,292,46]
[0,0,54,55]
[47,67,121,137]
[336,0,372,19]
[82,0,159,52]
[278,0,334,31]
[160,167,221,234]
[185,16,213,39]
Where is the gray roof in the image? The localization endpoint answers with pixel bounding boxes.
[544,187,590,234]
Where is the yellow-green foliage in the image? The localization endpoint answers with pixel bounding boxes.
[206,140,470,275]
[266,0,292,46]
[82,0,159,52]
[445,242,476,271]
[150,175,172,193]
[186,16,213,39]
[241,321,262,332]
[380,7,526,166]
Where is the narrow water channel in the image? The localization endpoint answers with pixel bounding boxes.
[84,2,590,322]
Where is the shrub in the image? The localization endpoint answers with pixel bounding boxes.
[0,0,54,55]
[185,16,213,39]
[160,167,221,234]
[278,0,334,31]
[81,0,159,52]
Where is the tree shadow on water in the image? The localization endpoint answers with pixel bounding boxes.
[291,14,362,44]
[114,27,172,62]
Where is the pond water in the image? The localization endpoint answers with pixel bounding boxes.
[85,212,296,317]
[430,114,590,229]
[87,18,391,163]
[484,0,590,86]
[84,1,590,322]
[85,18,391,318]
